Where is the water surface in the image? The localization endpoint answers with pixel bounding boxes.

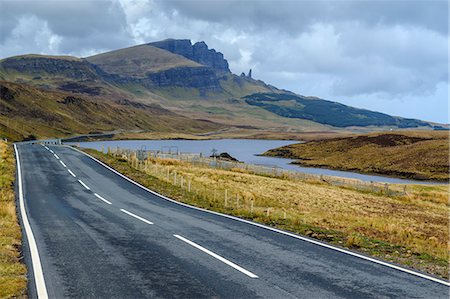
[70,139,442,185]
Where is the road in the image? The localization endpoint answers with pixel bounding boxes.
[15,143,449,298]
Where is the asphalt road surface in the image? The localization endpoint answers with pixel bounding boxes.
[15,143,449,298]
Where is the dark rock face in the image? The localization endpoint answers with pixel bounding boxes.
[60,96,83,105]
[146,66,221,90]
[0,85,15,102]
[0,57,98,80]
[150,39,230,72]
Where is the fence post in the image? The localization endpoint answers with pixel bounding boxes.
[188,179,191,192]
[251,200,254,214]
[225,189,228,207]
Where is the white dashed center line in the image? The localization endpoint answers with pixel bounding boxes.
[120,209,153,225]
[94,193,112,205]
[173,234,258,278]
[67,169,76,177]
[49,150,54,154]
[78,179,90,190]
[59,160,66,168]
[53,154,59,159]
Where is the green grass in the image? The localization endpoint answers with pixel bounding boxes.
[0,141,27,298]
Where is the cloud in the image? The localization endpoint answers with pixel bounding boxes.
[0,15,62,57]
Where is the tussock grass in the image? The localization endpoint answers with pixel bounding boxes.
[0,141,27,298]
[264,131,450,181]
[86,148,450,279]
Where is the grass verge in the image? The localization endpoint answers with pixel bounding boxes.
[84,148,449,280]
[0,141,27,298]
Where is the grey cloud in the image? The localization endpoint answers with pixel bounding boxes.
[158,0,448,35]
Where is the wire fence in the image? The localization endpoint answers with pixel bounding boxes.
[104,146,408,197]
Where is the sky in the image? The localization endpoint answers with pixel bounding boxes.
[0,0,448,123]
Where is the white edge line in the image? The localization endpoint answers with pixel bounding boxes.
[78,179,90,190]
[59,160,66,168]
[94,193,112,205]
[14,144,49,299]
[174,234,258,278]
[68,145,450,286]
[67,169,76,178]
[120,209,153,224]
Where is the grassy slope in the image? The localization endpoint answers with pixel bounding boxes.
[85,148,449,279]
[0,81,223,142]
[264,131,450,181]
[85,44,201,77]
[0,141,27,297]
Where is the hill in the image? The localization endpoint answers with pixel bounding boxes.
[86,44,201,77]
[0,81,222,141]
[243,92,431,128]
[0,39,445,134]
[264,131,450,181]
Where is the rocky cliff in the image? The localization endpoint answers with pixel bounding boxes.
[150,39,230,72]
[0,55,98,80]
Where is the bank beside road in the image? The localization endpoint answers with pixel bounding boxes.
[0,141,27,298]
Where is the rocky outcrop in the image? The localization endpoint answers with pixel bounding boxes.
[150,39,230,72]
[146,66,220,90]
[0,56,98,80]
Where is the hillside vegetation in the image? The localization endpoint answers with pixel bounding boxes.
[86,44,201,77]
[0,141,27,297]
[264,131,450,181]
[0,81,222,141]
[85,148,449,279]
[244,93,433,128]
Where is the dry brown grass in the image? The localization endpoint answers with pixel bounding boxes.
[0,141,27,298]
[265,130,450,181]
[89,148,450,279]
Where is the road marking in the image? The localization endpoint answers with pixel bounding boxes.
[53,153,59,159]
[120,209,153,225]
[49,149,54,154]
[67,169,76,178]
[14,145,49,299]
[72,146,450,287]
[94,193,112,205]
[59,160,66,168]
[78,179,90,190]
[174,234,258,278]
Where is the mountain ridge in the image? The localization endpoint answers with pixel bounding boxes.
[0,38,445,137]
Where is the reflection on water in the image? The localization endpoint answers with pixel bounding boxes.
[69,139,442,185]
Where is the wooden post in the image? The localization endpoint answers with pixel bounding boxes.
[225,189,228,207]
[174,171,177,185]
[267,208,270,217]
[236,194,239,208]
[251,200,254,214]
[181,176,184,188]
[188,179,191,192]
